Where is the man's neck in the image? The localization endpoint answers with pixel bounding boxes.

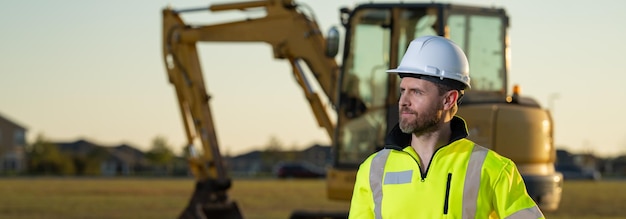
[410,121,451,173]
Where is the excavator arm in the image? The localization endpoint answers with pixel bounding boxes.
[161,1,340,218]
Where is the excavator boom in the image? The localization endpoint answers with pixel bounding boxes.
[162,1,340,218]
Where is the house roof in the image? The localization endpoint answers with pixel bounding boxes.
[230,144,331,160]
[111,144,150,165]
[56,139,102,155]
[234,150,262,159]
[0,111,27,130]
[55,139,150,165]
[302,144,330,153]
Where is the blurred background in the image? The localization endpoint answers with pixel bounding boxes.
[1,0,625,219]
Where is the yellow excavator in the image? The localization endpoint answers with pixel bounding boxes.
[161,1,563,218]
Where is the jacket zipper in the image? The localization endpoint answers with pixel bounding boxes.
[398,151,426,180]
[443,173,452,215]
[395,149,453,214]
[398,146,446,181]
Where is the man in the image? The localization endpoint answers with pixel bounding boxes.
[348,36,544,219]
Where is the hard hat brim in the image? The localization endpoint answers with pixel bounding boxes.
[388,70,469,90]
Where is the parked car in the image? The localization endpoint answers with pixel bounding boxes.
[556,164,601,181]
[273,161,326,178]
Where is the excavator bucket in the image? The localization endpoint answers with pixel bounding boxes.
[179,202,243,219]
[178,180,244,219]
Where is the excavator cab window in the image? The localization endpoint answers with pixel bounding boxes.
[336,8,392,165]
[447,13,507,94]
[335,6,441,166]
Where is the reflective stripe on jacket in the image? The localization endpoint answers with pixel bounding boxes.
[348,117,544,219]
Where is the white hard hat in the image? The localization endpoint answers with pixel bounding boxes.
[387,35,470,89]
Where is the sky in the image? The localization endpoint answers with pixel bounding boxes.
[1,0,625,157]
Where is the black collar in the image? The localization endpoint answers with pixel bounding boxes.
[383,116,469,150]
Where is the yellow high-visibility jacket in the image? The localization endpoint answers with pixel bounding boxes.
[348,117,544,219]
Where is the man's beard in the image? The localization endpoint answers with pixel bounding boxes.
[399,103,442,135]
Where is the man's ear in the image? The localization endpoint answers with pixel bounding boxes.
[443,90,459,109]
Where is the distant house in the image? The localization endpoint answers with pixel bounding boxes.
[226,144,332,177]
[556,149,576,165]
[556,149,603,170]
[107,144,152,175]
[608,155,626,176]
[227,150,263,176]
[299,144,332,168]
[56,139,150,176]
[0,112,27,173]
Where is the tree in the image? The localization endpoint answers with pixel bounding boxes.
[76,146,109,176]
[264,135,284,152]
[621,136,626,156]
[261,135,286,173]
[145,136,174,175]
[26,134,74,175]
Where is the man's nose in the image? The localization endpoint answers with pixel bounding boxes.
[398,92,409,106]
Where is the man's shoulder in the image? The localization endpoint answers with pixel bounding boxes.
[466,142,512,162]
[358,147,408,168]
[357,150,385,167]
[479,146,516,172]
[486,148,513,162]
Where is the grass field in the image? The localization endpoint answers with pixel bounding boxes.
[0,177,624,219]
